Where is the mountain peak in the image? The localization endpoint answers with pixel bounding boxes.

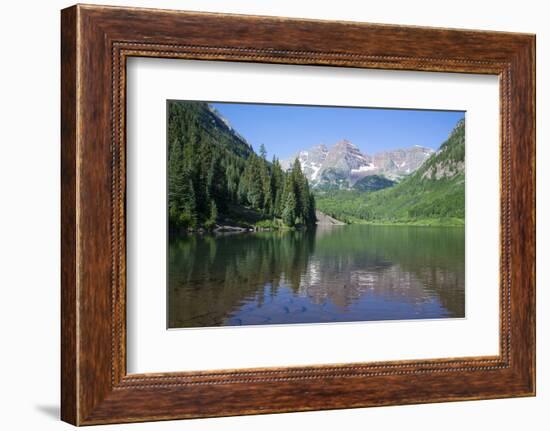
[333,139,358,150]
[314,143,328,152]
[282,139,434,189]
[298,144,328,157]
[323,140,372,175]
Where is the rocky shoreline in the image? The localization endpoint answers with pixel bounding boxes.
[172,210,346,236]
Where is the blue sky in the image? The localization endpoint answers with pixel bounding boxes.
[211,102,464,161]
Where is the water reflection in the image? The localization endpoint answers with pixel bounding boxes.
[168,225,465,328]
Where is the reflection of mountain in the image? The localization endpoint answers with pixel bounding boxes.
[298,260,464,317]
[168,225,464,328]
[296,225,464,315]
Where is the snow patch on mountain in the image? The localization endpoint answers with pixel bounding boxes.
[351,165,377,174]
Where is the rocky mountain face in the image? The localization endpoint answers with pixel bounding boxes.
[418,118,465,180]
[373,146,436,178]
[286,144,329,184]
[282,140,434,189]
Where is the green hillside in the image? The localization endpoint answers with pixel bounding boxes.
[315,119,465,226]
[352,175,396,192]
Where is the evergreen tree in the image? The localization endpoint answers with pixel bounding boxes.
[282,189,297,227]
[194,138,213,221]
[205,199,218,230]
[244,155,264,209]
[259,143,267,160]
[271,157,284,217]
[259,147,272,216]
[306,193,317,226]
[292,157,311,223]
[237,175,248,205]
[226,162,240,202]
[207,154,227,212]
[168,138,197,229]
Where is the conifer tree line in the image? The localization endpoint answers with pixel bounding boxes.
[168,101,316,231]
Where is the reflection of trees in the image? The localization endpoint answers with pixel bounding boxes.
[168,230,315,328]
[168,225,465,328]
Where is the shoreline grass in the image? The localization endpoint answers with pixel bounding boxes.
[343,216,465,228]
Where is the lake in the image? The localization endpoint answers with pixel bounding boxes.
[168,225,465,328]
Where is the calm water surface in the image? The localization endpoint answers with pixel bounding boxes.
[168,225,465,328]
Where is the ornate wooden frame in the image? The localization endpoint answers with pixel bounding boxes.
[61,4,536,425]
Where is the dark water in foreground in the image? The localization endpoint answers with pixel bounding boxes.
[168,225,465,328]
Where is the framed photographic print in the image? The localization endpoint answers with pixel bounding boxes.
[61,4,536,425]
[164,101,466,329]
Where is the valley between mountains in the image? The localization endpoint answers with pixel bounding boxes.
[167,101,465,231]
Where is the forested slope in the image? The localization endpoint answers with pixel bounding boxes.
[167,101,316,231]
